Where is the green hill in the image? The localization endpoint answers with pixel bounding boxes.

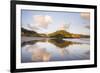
[21,28,89,38]
[21,28,41,37]
[48,30,72,38]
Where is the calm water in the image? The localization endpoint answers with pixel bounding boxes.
[21,37,90,63]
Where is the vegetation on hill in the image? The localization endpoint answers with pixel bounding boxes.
[48,30,74,38]
[21,28,41,37]
[21,27,90,38]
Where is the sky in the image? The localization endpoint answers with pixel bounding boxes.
[21,10,90,35]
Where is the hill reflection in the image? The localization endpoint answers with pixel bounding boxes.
[21,38,81,48]
[48,39,80,48]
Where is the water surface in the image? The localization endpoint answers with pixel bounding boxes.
[21,37,90,63]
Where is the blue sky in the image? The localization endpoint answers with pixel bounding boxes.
[21,10,90,35]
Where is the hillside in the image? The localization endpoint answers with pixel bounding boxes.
[21,28,41,37]
[48,30,72,38]
[21,28,89,38]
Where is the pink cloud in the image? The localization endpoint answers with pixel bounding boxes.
[33,15,52,28]
[80,12,90,20]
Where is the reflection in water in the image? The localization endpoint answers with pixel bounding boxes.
[22,39,80,48]
[21,39,46,47]
[48,39,80,48]
[30,48,51,62]
[21,37,90,63]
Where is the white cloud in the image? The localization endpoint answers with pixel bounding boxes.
[33,15,52,28]
[58,22,70,30]
[45,15,52,24]
[22,15,53,33]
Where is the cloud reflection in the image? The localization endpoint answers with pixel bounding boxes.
[25,45,51,62]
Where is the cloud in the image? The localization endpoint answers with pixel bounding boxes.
[33,15,52,28]
[58,22,70,30]
[80,12,90,20]
[22,15,53,32]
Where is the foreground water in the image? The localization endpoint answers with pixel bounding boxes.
[21,37,90,63]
